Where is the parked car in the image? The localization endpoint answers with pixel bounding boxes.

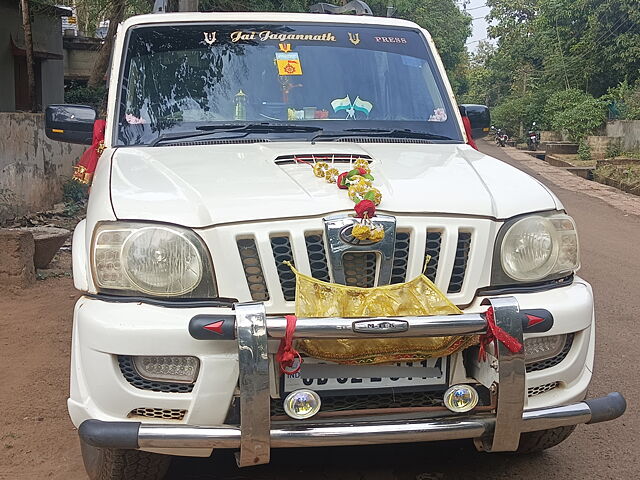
[46,3,625,479]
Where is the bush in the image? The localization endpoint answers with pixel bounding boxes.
[546,91,606,141]
[606,140,622,158]
[577,141,592,161]
[62,180,89,204]
[64,84,107,114]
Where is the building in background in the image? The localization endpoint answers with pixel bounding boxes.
[0,0,70,112]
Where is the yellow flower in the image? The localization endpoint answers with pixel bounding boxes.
[354,158,370,172]
[368,225,385,242]
[313,162,329,178]
[352,223,372,240]
[325,167,339,183]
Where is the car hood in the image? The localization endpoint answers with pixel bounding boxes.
[109,142,560,227]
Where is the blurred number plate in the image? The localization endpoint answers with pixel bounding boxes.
[283,357,446,393]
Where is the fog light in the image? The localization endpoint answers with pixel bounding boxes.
[524,334,566,363]
[283,389,321,420]
[133,356,199,384]
[444,384,479,413]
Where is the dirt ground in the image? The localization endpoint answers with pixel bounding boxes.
[1,140,638,479]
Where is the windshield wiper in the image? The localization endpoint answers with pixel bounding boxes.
[311,128,453,143]
[150,123,323,146]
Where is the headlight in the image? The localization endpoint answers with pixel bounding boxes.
[92,222,217,297]
[499,213,579,283]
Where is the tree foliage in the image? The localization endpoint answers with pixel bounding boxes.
[463,0,640,136]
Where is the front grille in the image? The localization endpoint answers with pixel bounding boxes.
[527,382,559,397]
[232,219,481,307]
[118,356,194,393]
[128,408,186,420]
[526,334,575,373]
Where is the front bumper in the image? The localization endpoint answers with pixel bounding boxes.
[80,392,626,450]
[72,288,626,466]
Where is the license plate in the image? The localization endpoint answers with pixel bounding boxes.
[282,357,447,394]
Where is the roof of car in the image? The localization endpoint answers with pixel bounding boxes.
[121,11,423,31]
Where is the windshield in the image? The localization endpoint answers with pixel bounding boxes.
[116,23,463,145]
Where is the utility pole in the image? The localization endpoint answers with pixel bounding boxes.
[20,0,37,112]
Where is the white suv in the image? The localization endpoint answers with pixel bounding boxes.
[46,4,625,480]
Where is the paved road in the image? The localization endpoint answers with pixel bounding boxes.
[167,140,638,480]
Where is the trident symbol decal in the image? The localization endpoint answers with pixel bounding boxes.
[348,32,361,45]
[203,32,217,45]
[278,43,292,53]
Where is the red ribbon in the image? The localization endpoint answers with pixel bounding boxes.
[72,119,106,184]
[276,315,302,374]
[462,115,478,150]
[478,306,523,362]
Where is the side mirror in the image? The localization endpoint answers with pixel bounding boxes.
[459,104,491,139]
[45,104,97,145]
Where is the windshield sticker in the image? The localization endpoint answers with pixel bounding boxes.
[375,36,408,44]
[276,52,303,76]
[279,43,292,53]
[348,33,361,45]
[231,30,336,43]
[331,95,373,119]
[429,108,447,122]
[203,32,217,45]
[125,113,146,125]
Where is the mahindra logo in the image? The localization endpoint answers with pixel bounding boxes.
[352,319,409,334]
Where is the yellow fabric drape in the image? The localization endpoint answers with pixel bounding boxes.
[289,264,478,364]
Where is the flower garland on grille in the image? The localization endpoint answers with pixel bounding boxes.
[304,157,385,241]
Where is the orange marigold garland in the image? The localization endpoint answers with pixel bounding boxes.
[300,157,385,241]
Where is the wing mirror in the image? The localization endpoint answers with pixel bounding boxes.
[459,104,491,139]
[45,104,97,145]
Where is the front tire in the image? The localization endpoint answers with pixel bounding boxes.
[80,439,172,480]
[514,425,576,454]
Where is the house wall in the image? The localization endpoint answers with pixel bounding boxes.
[0,3,18,111]
[0,0,65,112]
[0,113,85,222]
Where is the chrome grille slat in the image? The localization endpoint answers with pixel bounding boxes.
[448,231,472,294]
[424,230,442,282]
[390,231,411,284]
[237,238,269,301]
[270,235,296,301]
[305,233,331,282]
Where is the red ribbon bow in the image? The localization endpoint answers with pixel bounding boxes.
[72,119,106,184]
[275,315,302,374]
[478,306,523,362]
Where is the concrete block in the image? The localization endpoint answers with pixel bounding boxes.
[19,226,71,269]
[0,229,36,287]
[546,143,579,155]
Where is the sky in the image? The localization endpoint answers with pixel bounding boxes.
[461,0,492,51]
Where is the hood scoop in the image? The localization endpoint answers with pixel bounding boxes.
[274,153,372,165]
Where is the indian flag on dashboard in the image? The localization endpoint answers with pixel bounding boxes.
[331,95,352,112]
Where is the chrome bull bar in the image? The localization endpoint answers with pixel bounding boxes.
[79,297,627,467]
[222,296,524,465]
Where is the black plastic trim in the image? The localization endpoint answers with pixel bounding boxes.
[189,314,237,340]
[585,393,626,424]
[476,274,573,297]
[86,293,237,308]
[79,420,140,449]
